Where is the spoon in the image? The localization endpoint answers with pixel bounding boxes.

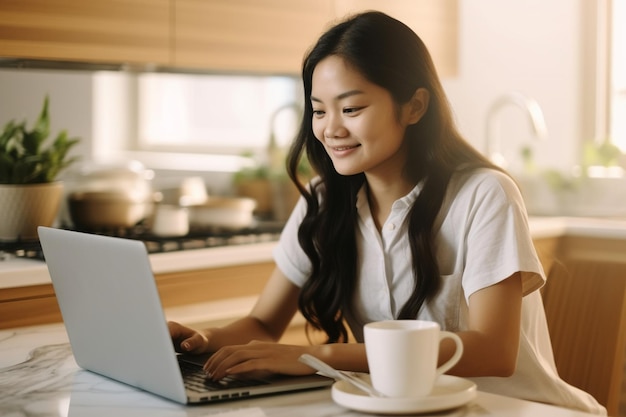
[298,353,385,397]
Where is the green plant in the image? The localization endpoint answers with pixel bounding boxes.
[233,149,313,184]
[0,96,80,184]
[582,140,624,168]
[232,150,271,183]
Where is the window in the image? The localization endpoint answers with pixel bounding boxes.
[609,0,625,150]
[596,0,626,152]
[92,71,302,173]
[136,73,301,154]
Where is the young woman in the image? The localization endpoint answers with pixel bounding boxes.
[169,11,605,414]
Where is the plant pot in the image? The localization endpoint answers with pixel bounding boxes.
[271,180,300,222]
[235,179,274,218]
[235,178,301,221]
[0,182,64,241]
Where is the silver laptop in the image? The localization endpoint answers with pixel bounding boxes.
[37,226,332,404]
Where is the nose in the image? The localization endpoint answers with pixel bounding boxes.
[324,113,348,139]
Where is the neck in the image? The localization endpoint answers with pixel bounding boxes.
[366,176,415,232]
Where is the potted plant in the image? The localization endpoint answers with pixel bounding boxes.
[0,95,80,241]
[233,147,313,221]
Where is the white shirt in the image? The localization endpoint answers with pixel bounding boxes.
[274,168,606,415]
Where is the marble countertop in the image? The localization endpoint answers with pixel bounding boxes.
[0,323,600,417]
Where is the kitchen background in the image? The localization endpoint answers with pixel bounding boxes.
[1,2,626,415]
[1,0,625,223]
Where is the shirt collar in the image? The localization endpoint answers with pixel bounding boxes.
[355,181,424,215]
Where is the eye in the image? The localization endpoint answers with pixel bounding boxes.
[312,109,325,118]
[343,106,364,115]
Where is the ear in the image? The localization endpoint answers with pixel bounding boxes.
[404,88,430,125]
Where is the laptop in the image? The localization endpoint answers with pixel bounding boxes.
[37,226,332,404]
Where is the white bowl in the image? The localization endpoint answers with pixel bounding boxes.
[188,197,257,230]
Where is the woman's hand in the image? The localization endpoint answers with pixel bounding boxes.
[168,321,211,354]
[204,341,315,380]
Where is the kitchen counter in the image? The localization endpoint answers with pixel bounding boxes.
[3,216,626,291]
[0,240,277,290]
[2,216,626,331]
[0,240,278,330]
[0,323,601,417]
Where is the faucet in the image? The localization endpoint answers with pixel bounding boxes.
[267,102,302,173]
[484,92,548,167]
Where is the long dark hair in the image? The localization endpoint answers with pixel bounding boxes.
[287,11,498,343]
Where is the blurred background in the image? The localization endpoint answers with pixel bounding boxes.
[1,0,624,221]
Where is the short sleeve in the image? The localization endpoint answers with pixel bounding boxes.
[272,194,312,287]
[458,171,545,301]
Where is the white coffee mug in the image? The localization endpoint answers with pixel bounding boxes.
[364,320,463,398]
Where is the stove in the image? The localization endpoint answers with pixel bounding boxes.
[0,221,284,262]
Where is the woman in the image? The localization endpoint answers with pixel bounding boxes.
[169,11,605,414]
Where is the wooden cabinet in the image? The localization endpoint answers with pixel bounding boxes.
[333,0,459,77]
[0,0,457,76]
[0,259,274,330]
[0,283,62,329]
[0,0,170,65]
[0,258,316,344]
[173,0,458,76]
[155,261,273,308]
[0,0,333,73]
[173,0,334,74]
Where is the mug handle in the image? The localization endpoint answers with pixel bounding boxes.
[436,331,464,376]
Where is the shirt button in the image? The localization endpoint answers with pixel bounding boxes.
[386,223,396,231]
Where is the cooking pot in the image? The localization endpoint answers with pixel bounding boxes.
[66,160,157,229]
[68,190,160,229]
[70,160,153,197]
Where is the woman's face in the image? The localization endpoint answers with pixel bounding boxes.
[310,55,420,180]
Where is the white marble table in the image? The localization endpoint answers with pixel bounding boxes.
[0,323,601,417]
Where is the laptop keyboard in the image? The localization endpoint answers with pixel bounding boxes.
[179,358,269,393]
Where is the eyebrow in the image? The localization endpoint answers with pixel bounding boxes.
[311,89,365,103]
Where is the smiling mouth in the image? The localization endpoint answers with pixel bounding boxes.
[333,145,360,151]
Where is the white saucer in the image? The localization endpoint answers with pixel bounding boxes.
[331,374,477,415]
